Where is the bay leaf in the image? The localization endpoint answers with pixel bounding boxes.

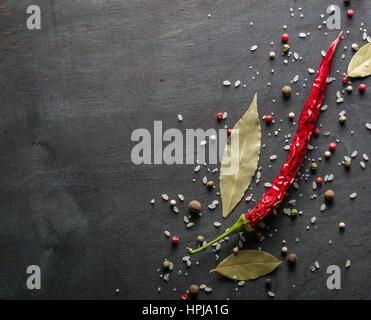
[220,93,261,218]
[210,250,282,281]
[347,43,371,78]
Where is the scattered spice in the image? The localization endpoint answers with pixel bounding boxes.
[339,115,347,124]
[287,253,297,264]
[329,142,337,151]
[186,32,344,255]
[206,180,215,189]
[324,190,335,201]
[188,200,201,213]
[282,44,290,53]
[359,83,367,92]
[282,85,292,97]
[265,278,272,287]
[281,33,289,42]
[344,159,351,168]
[189,284,200,296]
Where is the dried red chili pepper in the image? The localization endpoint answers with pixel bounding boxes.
[187,31,343,255]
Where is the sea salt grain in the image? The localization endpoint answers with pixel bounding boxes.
[350,193,357,199]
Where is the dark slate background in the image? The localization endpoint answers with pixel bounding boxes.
[0,0,370,300]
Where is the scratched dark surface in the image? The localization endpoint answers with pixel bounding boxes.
[0,0,370,300]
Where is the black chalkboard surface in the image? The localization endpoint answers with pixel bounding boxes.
[0,0,370,300]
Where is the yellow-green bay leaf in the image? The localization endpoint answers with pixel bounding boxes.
[347,42,371,78]
[220,93,261,218]
[210,250,282,281]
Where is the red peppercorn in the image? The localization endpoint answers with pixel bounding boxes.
[281,33,289,42]
[347,9,354,17]
[171,236,179,244]
[181,293,188,300]
[316,177,323,184]
[256,232,262,240]
[342,77,348,84]
[265,115,273,123]
[227,129,232,135]
[359,83,367,92]
[329,142,336,150]
[217,112,223,120]
[314,128,320,136]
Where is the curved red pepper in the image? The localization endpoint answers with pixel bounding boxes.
[187,31,343,255]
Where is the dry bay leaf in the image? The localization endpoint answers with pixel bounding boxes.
[347,43,371,78]
[220,93,261,218]
[210,250,282,281]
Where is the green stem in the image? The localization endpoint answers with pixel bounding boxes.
[186,215,252,255]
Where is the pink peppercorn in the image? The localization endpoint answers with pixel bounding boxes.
[347,9,354,17]
[171,236,179,244]
[265,115,273,123]
[314,128,320,136]
[359,83,367,92]
[217,113,223,120]
[281,33,289,42]
[329,142,336,150]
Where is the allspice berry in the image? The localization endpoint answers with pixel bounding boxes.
[282,44,290,53]
[287,253,297,264]
[188,200,201,213]
[189,284,200,296]
[324,189,335,201]
[258,221,266,229]
[265,278,272,287]
[282,85,292,97]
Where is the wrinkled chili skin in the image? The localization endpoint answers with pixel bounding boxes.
[245,31,343,227]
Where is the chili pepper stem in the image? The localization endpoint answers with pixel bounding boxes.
[186,215,252,254]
